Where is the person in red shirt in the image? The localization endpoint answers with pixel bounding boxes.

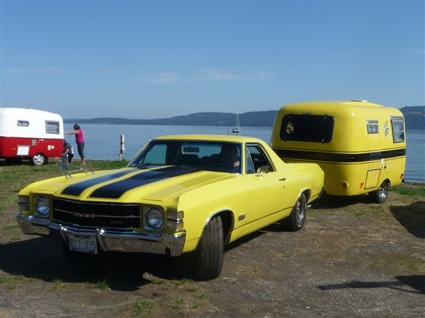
[65,124,86,165]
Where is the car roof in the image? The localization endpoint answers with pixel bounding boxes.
[153,134,265,143]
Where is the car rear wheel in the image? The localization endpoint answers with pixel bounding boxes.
[32,154,46,166]
[281,193,307,231]
[194,215,224,280]
[368,180,389,204]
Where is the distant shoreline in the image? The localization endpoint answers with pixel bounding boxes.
[64,106,424,130]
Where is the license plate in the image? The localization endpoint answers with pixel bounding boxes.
[68,235,98,254]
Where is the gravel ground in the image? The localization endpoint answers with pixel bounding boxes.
[1,190,424,318]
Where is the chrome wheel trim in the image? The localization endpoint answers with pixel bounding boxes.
[295,199,305,227]
[32,154,45,165]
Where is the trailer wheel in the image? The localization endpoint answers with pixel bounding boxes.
[368,180,389,204]
[32,154,46,166]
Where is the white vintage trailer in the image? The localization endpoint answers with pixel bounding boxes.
[0,108,64,165]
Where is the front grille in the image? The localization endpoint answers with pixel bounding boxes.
[52,198,141,230]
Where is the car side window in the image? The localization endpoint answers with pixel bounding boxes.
[245,148,255,174]
[246,144,274,173]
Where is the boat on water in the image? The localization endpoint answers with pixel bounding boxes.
[232,114,241,135]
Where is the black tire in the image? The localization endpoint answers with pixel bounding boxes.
[32,154,46,166]
[281,193,307,231]
[368,180,389,204]
[194,215,224,280]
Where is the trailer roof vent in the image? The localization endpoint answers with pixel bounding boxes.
[351,99,368,103]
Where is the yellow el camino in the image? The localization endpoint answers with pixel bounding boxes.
[17,135,324,280]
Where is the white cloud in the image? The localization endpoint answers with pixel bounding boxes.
[98,69,129,75]
[128,69,275,85]
[147,72,180,84]
[5,67,65,73]
[195,69,274,82]
[32,67,65,72]
[406,48,425,56]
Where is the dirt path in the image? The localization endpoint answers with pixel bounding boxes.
[1,191,424,317]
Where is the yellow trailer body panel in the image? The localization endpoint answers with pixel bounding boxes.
[271,100,406,197]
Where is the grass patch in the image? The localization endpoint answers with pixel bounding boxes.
[151,279,166,285]
[170,296,186,310]
[53,279,71,289]
[0,160,129,211]
[0,274,39,285]
[133,299,153,316]
[94,279,110,291]
[193,291,207,300]
[391,184,425,196]
[368,253,425,273]
[172,278,193,286]
[1,224,19,231]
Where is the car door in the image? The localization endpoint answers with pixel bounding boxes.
[243,143,292,230]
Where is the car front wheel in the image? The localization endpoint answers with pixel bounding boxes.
[368,180,389,204]
[194,215,224,280]
[281,193,307,231]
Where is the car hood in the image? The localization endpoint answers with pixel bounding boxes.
[34,166,235,203]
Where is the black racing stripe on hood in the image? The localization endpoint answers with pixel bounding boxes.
[89,166,198,199]
[62,169,138,196]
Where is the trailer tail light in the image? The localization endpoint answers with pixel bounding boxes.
[340,181,349,189]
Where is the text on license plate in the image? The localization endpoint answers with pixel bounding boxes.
[68,235,98,254]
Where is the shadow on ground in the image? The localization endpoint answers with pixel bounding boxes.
[390,201,425,238]
[0,227,271,289]
[312,193,371,209]
[0,236,206,290]
[317,275,425,295]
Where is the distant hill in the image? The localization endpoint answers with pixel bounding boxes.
[400,106,425,130]
[65,110,278,127]
[65,106,424,129]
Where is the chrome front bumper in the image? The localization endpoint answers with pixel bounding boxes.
[16,214,185,257]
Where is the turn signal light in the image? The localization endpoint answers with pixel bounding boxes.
[340,181,349,189]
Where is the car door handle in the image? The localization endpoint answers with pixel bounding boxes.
[279,178,286,182]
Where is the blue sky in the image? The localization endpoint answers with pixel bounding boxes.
[1,0,424,119]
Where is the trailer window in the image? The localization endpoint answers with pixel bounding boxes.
[46,121,60,134]
[17,120,29,127]
[367,120,379,134]
[391,118,405,143]
[280,115,334,143]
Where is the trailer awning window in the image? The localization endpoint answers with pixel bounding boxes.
[280,114,334,143]
[46,121,60,134]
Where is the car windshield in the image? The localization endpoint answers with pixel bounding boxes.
[129,140,242,174]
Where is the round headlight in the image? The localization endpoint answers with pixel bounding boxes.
[35,197,50,217]
[145,208,164,230]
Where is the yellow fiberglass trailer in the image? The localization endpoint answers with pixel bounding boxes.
[270,100,406,203]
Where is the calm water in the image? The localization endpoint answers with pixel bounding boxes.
[65,124,425,183]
